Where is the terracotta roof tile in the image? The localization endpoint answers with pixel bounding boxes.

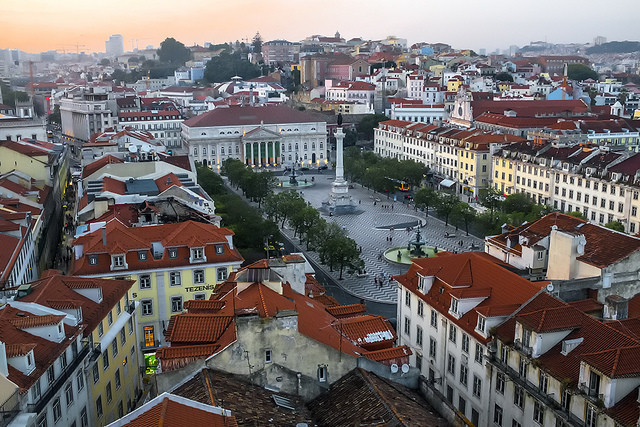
[165,314,234,344]
[121,395,237,427]
[5,343,36,357]
[183,105,325,128]
[364,345,412,363]
[325,304,366,318]
[10,314,65,329]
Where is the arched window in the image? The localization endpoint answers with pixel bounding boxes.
[295,143,299,150]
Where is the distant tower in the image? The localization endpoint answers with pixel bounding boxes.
[335,31,341,40]
[105,34,124,56]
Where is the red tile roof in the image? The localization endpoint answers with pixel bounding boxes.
[325,303,366,318]
[120,394,237,427]
[11,314,65,329]
[183,105,325,128]
[364,345,412,363]
[82,155,124,178]
[165,315,234,344]
[394,252,544,343]
[71,220,243,275]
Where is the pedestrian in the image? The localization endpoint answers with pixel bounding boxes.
[359,199,361,205]
[374,201,377,206]
[374,276,378,285]
[391,204,394,211]
[379,279,383,288]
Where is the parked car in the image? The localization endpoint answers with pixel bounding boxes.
[318,165,328,170]
[300,167,309,171]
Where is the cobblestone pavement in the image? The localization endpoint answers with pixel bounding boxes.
[272,171,485,305]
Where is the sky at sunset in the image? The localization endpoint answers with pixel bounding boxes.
[1,0,638,54]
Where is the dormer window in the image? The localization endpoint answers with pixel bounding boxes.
[168,248,178,259]
[476,316,486,334]
[89,255,98,266]
[111,254,126,270]
[138,251,147,261]
[191,247,204,261]
[588,371,601,397]
[522,328,531,347]
[215,245,224,254]
[449,298,459,317]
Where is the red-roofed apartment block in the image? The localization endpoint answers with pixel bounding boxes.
[393,251,545,427]
[155,255,412,401]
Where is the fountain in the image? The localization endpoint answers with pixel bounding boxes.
[408,228,426,257]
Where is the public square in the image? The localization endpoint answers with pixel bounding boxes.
[274,169,486,305]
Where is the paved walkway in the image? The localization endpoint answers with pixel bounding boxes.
[270,171,485,305]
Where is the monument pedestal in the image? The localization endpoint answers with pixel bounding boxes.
[322,127,356,214]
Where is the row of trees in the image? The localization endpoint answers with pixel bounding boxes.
[264,191,363,279]
[344,147,426,193]
[220,159,278,207]
[197,166,280,262]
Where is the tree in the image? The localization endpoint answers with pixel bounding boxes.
[343,129,358,147]
[502,193,534,214]
[310,222,345,263]
[246,170,277,207]
[436,193,458,227]
[47,105,61,125]
[252,32,263,53]
[325,235,363,279]
[358,114,389,141]
[567,63,598,82]
[203,51,261,83]
[157,37,191,66]
[451,202,476,236]
[264,190,306,227]
[565,211,586,220]
[414,187,438,217]
[605,221,625,232]
[100,58,111,66]
[495,72,514,82]
[478,187,503,217]
[290,207,321,248]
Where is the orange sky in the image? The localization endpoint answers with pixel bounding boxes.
[1,0,638,54]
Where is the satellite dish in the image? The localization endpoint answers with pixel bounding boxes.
[390,363,399,373]
[401,364,410,374]
[546,283,554,292]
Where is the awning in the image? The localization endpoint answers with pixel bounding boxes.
[439,179,456,188]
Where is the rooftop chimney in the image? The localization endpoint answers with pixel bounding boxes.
[102,228,107,247]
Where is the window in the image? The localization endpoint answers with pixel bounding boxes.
[585,404,598,427]
[77,371,84,392]
[193,269,205,284]
[460,364,468,387]
[102,351,109,370]
[92,364,100,384]
[539,371,548,393]
[115,368,121,390]
[416,326,423,346]
[519,357,527,378]
[459,396,466,416]
[191,247,204,260]
[60,352,68,369]
[98,321,104,336]
[633,207,638,217]
[462,333,469,353]
[48,365,55,384]
[475,343,483,364]
[450,298,459,315]
[171,296,183,313]
[589,371,601,397]
[404,317,411,336]
[405,289,411,307]
[111,339,118,358]
[449,324,457,344]
[447,354,456,375]
[446,385,454,403]
[169,271,181,286]
[53,397,62,422]
[215,244,224,254]
[194,293,206,300]
[128,317,134,335]
[108,311,113,325]
[65,381,74,406]
[138,251,147,261]
[429,337,436,358]
[139,274,151,289]
[141,300,153,316]
[416,354,422,371]
[96,396,103,418]
[217,267,228,282]
[417,301,424,317]
[318,366,327,382]
[81,407,88,427]
[112,255,125,268]
[168,248,178,258]
[118,401,124,418]
[476,316,486,334]
[561,388,571,410]
[496,372,505,394]
[514,385,524,409]
[37,414,46,427]
[88,255,98,265]
[494,404,503,426]
[265,349,272,363]
[472,375,482,398]
[106,382,112,403]
[120,328,126,346]
[512,421,521,427]
[430,310,438,329]
[533,401,544,424]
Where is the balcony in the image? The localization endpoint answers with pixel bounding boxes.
[141,340,161,352]
[0,389,20,427]
[27,344,90,414]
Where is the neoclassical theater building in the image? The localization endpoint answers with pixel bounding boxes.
[181,105,329,169]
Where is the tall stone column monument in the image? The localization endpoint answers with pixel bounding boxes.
[323,114,356,214]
